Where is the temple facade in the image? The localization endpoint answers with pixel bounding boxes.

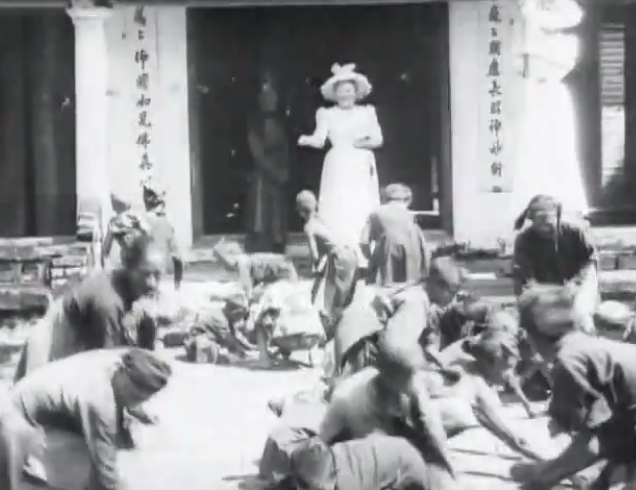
[0,0,632,251]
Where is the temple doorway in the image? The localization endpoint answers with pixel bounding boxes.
[187,3,451,239]
[0,10,76,238]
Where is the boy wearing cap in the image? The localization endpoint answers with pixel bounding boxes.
[0,348,172,490]
[361,183,429,287]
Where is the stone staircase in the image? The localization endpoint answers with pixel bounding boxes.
[2,226,636,313]
[182,229,636,309]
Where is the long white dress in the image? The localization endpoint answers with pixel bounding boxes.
[508,78,589,222]
[310,105,382,253]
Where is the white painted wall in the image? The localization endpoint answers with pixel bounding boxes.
[105,6,193,250]
[449,1,523,249]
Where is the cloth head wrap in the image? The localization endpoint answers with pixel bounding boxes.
[514,194,562,230]
[120,348,172,393]
[143,183,167,211]
[296,190,317,213]
[429,257,466,292]
[381,183,413,204]
[290,437,336,490]
[518,284,577,339]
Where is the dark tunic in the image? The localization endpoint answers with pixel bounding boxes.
[362,204,429,286]
[245,113,289,251]
[14,271,138,382]
[331,435,430,490]
[5,351,125,490]
[512,219,597,296]
[549,332,636,462]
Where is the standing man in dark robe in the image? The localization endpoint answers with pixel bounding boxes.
[361,183,429,286]
[0,348,172,490]
[246,78,290,253]
[513,194,598,335]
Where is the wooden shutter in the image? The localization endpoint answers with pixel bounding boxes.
[598,21,625,188]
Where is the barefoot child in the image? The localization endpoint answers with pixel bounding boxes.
[361,183,429,286]
[296,190,359,336]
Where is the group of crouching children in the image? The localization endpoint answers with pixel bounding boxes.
[253,190,636,490]
[2,184,636,490]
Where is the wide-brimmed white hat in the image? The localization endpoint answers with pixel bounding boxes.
[320,63,372,102]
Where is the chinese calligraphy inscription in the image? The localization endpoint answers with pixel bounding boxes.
[134,6,153,185]
[486,1,506,192]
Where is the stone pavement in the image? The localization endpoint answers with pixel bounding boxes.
[21,350,598,490]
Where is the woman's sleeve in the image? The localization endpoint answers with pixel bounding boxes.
[366,105,384,145]
[311,107,329,147]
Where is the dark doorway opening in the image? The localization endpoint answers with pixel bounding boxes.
[188,3,450,236]
[0,10,76,237]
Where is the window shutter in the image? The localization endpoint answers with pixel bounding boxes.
[599,22,625,188]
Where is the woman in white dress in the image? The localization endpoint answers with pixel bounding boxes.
[298,64,383,257]
[509,0,589,222]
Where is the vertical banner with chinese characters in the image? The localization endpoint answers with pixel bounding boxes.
[132,6,159,189]
[480,0,513,193]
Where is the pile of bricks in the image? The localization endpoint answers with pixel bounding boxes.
[0,241,94,313]
[48,244,95,292]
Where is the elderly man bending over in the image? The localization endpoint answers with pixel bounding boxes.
[0,348,172,490]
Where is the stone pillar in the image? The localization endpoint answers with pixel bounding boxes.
[67,5,112,246]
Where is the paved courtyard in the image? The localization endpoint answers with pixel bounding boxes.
[0,277,626,490]
[11,349,590,490]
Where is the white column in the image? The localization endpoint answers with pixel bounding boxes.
[67,6,112,241]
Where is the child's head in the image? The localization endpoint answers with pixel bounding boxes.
[296,190,318,221]
[426,256,466,307]
[381,183,413,207]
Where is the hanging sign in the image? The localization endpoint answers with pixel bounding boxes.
[481,0,512,193]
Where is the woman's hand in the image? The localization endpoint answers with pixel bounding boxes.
[298,135,313,147]
[352,136,371,149]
